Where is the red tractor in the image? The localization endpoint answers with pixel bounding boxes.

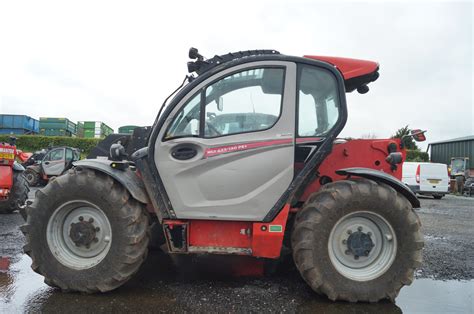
[23,49,424,302]
[0,137,30,217]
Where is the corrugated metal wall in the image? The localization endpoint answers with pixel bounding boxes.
[431,139,474,168]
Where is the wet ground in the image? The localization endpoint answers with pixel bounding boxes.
[1,192,473,313]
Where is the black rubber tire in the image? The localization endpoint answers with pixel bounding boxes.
[433,195,443,200]
[21,167,149,293]
[292,179,423,302]
[24,169,40,187]
[0,171,29,216]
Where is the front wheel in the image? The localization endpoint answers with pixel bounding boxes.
[0,172,29,216]
[21,168,149,293]
[292,179,423,302]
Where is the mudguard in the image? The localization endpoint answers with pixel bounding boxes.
[336,167,420,208]
[73,159,150,204]
[12,161,25,172]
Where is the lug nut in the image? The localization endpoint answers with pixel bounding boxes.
[104,236,111,243]
[95,227,100,232]
[357,226,363,231]
[347,230,352,234]
[342,239,347,244]
[79,216,84,221]
[385,234,393,241]
[367,232,372,236]
[93,237,99,243]
[365,250,370,256]
[89,218,94,223]
[354,255,359,260]
[345,250,351,255]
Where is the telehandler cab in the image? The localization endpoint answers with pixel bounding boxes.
[23,49,424,302]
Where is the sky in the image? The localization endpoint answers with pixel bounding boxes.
[0,0,472,150]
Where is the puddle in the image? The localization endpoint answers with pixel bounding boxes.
[0,252,472,313]
[0,255,52,312]
[397,279,473,313]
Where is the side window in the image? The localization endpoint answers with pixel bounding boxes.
[204,68,284,138]
[165,93,201,139]
[65,148,74,161]
[49,149,64,161]
[74,151,80,161]
[298,66,340,137]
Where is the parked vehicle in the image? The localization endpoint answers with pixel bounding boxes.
[23,48,424,302]
[463,177,474,196]
[24,146,80,186]
[0,137,29,217]
[21,149,47,167]
[403,162,449,199]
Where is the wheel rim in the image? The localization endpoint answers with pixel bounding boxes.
[47,200,112,270]
[26,172,35,184]
[328,211,397,281]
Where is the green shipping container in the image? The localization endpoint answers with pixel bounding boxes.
[39,117,76,135]
[118,125,139,134]
[40,128,72,137]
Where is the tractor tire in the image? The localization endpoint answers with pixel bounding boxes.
[292,179,423,302]
[21,167,149,293]
[0,172,29,216]
[24,169,40,187]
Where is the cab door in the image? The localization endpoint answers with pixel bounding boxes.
[42,148,66,176]
[154,61,297,221]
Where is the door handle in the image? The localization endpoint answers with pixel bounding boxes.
[44,161,50,165]
[171,147,197,160]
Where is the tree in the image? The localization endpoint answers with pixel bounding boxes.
[392,125,418,150]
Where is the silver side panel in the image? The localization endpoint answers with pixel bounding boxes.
[154,61,297,221]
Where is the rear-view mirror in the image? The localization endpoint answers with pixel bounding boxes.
[411,129,426,142]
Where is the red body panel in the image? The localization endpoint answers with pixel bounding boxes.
[189,220,252,248]
[300,139,404,202]
[163,205,290,259]
[304,55,379,80]
[0,167,13,189]
[252,204,289,258]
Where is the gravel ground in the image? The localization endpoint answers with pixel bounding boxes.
[0,192,472,312]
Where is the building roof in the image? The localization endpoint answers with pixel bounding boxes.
[429,135,474,145]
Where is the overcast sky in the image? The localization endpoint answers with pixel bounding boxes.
[0,1,472,150]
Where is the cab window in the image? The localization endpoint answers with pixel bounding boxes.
[297,66,340,137]
[204,68,284,138]
[165,93,201,139]
[66,148,74,161]
[165,67,285,140]
[45,149,64,161]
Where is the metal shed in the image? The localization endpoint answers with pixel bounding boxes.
[428,135,474,169]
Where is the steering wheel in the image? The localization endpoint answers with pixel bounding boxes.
[206,122,221,136]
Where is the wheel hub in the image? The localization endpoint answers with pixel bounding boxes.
[328,211,397,281]
[47,201,112,270]
[69,217,99,248]
[346,230,374,258]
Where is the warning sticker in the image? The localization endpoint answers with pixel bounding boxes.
[269,225,283,233]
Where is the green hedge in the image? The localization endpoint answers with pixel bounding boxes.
[0,135,101,156]
[406,149,429,162]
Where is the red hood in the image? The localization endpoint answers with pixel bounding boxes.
[304,55,379,93]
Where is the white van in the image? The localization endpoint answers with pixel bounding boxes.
[402,162,450,199]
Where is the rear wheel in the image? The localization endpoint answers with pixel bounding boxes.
[433,194,443,200]
[21,168,149,293]
[0,172,29,216]
[24,169,40,186]
[292,179,423,302]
